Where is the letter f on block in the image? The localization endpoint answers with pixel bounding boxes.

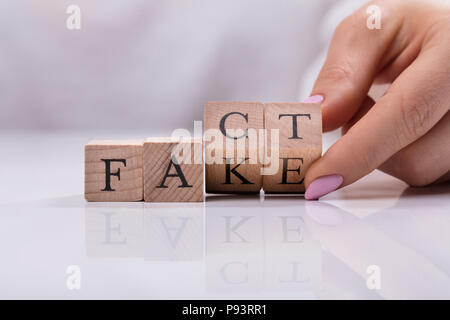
[101,159,126,191]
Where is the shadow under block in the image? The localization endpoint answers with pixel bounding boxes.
[143,138,204,202]
[85,140,144,202]
[263,102,322,193]
[204,101,264,194]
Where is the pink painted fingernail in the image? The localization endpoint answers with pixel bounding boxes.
[305,174,343,200]
[303,95,324,103]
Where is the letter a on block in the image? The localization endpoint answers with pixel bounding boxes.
[85,140,144,201]
[143,138,204,202]
[204,101,264,194]
[263,103,322,193]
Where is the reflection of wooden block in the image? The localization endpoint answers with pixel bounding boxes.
[143,138,203,202]
[85,140,144,202]
[204,101,264,194]
[144,203,204,261]
[85,203,144,257]
[205,200,264,292]
[262,207,322,295]
[263,103,322,193]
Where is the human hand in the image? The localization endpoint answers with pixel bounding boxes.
[304,0,450,200]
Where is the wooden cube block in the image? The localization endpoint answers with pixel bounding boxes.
[143,138,203,202]
[204,101,264,194]
[85,140,144,202]
[263,102,322,193]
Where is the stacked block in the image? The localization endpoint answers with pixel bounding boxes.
[263,102,322,193]
[204,101,264,194]
[84,101,321,202]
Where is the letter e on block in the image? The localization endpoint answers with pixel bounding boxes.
[85,140,144,201]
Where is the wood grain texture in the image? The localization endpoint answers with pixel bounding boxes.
[144,138,204,202]
[204,101,264,193]
[85,140,144,202]
[263,102,322,193]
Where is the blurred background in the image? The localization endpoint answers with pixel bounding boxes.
[0,0,369,134]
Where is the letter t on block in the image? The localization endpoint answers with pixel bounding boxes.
[143,137,204,202]
[263,103,322,193]
[85,140,144,201]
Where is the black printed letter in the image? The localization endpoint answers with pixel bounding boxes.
[280,157,304,184]
[223,158,253,185]
[220,112,249,139]
[101,159,127,191]
[157,158,192,188]
[278,114,311,139]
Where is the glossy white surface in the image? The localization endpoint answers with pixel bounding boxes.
[0,131,449,299]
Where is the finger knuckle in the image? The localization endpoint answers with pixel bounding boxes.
[397,93,437,143]
[360,150,376,174]
[404,178,431,188]
[335,15,353,34]
[401,168,432,188]
[394,155,433,187]
[319,63,354,85]
[335,13,362,41]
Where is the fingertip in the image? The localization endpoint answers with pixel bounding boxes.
[304,174,344,200]
[302,94,324,104]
